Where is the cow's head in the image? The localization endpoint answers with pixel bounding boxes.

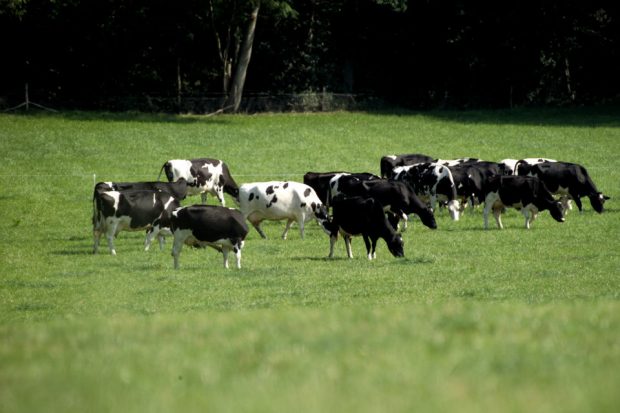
[418,207,437,229]
[589,192,610,213]
[387,233,405,258]
[549,201,566,223]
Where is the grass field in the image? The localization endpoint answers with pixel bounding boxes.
[1,108,619,412]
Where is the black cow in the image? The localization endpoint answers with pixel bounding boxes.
[94,179,188,200]
[332,179,437,231]
[171,205,249,269]
[323,196,404,259]
[158,158,239,206]
[380,153,435,178]
[518,161,609,213]
[449,161,509,209]
[93,189,180,255]
[483,175,565,229]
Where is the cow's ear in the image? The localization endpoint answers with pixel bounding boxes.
[603,195,611,200]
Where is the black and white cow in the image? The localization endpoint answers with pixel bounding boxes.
[512,158,557,176]
[331,179,437,231]
[92,189,180,255]
[328,172,381,203]
[518,161,609,213]
[392,162,461,220]
[239,181,329,239]
[170,205,249,269]
[158,158,239,206]
[380,153,435,178]
[483,175,565,229]
[303,171,346,205]
[436,158,481,166]
[323,196,404,259]
[94,179,189,200]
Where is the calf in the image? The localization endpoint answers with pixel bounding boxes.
[170,205,249,269]
[239,181,329,239]
[519,161,609,213]
[158,158,239,206]
[380,153,434,178]
[324,196,404,259]
[483,175,565,229]
[94,179,188,200]
[333,179,437,231]
[92,189,180,255]
[393,162,461,220]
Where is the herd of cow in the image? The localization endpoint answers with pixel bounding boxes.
[91,155,609,269]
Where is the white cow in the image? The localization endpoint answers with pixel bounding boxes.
[239,181,329,239]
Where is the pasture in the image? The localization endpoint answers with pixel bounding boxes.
[1,108,619,412]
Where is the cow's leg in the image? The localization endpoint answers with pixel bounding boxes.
[298,216,306,240]
[344,235,353,259]
[201,192,207,204]
[329,234,338,258]
[158,234,166,251]
[522,209,531,229]
[362,235,372,259]
[370,236,378,260]
[105,220,118,255]
[250,220,267,239]
[171,234,186,269]
[493,207,503,229]
[233,241,243,269]
[483,202,492,230]
[572,194,583,213]
[144,227,158,251]
[281,219,294,240]
[93,229,102,254]
[222,247,230,269]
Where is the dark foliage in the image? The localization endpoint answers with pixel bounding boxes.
[1,0,618,111]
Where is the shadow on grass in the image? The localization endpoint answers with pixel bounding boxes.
[5,110,231,125]
[363,105,620,127]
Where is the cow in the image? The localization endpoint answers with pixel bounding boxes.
[436,158,480,166]
[92,189,180,255]
[512,158,557,175]
[483,175,565,229]
[94,179,189,200]
[170,205,249,269]
[158,158,239,206]
[449,161,512,209]
[380,153,435,178]
[303,171,346,205]
[330,179,437,231]
[239,181,329,239]
[518,161,609,213]
[328,172,381,203]
[392,162,461,220]
[323,196,404,259]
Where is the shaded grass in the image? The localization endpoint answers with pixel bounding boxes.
[0,108,619,412]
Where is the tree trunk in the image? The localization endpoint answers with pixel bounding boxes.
[225,2,260,112]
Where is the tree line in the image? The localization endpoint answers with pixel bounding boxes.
[1,0,618,112]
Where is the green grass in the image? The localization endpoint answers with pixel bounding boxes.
[1,108,619,412]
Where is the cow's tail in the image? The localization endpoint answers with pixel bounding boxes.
[157,162,168,182]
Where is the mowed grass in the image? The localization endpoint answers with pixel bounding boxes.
[0,108,619,412]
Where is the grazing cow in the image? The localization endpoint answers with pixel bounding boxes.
[239,181,329,239]
[332,179,437,230]
[94,179,188,200]
[170,205,249,269]
[483,175,565,229]
[380,153,435,178]
[519,161,609,213]
[393,162,461,220]
[158,158,239,206]
[328,172,380,203]
[323,196,404,259]
[92,189,180,255]
[303,171,346,205]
